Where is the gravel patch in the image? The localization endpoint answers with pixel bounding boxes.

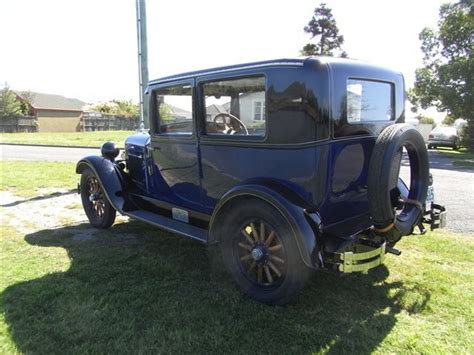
[0,190,128,240]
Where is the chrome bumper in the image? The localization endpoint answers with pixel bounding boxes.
[331,243,386,273]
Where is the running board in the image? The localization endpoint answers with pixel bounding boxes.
[124,210,208,243]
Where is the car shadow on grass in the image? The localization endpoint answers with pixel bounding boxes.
[1,221,430,354]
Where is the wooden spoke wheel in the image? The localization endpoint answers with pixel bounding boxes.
[87,176,106,218]
[236,221,287,287]
[80,168,116,229]
[218,199,309,304]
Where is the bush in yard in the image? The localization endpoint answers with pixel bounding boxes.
[0,83,22,118]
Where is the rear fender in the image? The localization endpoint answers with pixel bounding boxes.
[76,156,126,212]
[209,183,322,269]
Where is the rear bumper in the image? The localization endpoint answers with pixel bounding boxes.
[428,139,456,147]
[325,242,386,274]
[324,204,447,273]
[419,203,447,232]
[335,243,386,273]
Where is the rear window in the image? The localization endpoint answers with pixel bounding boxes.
[347,79,394,123]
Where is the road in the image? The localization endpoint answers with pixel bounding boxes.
[1,144,473,234]
[0,144,99,162]
[419,151,473,234]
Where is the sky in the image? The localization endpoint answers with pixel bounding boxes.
[0,0,450,118]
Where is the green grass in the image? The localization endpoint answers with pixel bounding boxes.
[0,222,472,354]
[0,131,135,148]
[0,161,77,197]
[434,147,474,160]
[452,160,474,167]
[1,161,473,353]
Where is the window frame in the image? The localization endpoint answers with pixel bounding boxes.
[346,78,395,124]
[150,79,195,138]
[197,73,268,142]
[252,99,265,121]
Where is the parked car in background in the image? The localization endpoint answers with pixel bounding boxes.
[77,57,446,304]
[428,126,460,150]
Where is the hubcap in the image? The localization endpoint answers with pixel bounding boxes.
[251,247,264,261]
[237,221,286,286]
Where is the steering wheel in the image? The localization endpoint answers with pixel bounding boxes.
[213,113,249,135]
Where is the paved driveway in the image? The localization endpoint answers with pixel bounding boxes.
[400,150,473,234]
[0,144,99,162]
[425,151,473,234]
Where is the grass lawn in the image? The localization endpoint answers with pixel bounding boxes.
[431,148,474,168]
[1,161,473,353]
[434,147,474,159]
[0,161,77,197]
[0,131,135,148]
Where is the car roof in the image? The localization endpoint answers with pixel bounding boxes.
[148,56,402,86]
[149,58,306,85]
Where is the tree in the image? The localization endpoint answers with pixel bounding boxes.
[410,1,473,149]
[113,100,139,119]
[442,114,457,125]
[417,115,436,126]
[89,99,139,120]
[18,91,34,116]
[301,3,345,57]
[0,83,22,118]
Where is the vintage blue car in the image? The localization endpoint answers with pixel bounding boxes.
[77,57,446,304]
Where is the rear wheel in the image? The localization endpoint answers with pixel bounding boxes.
[219,199,309,304]
[80,168,116,229]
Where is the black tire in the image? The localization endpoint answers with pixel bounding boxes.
[80,168,116,229]
[368,124,429,244]
[218,198,309,305]
[427,144,433,149]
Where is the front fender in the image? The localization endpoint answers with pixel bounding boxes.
[76,156,126,212]
[209,183,322,269]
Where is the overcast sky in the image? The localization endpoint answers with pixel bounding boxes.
[0,0,449,117]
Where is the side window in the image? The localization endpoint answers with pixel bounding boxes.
[202,76,266,137]
[154,85,193,135]
[347,79,394,123]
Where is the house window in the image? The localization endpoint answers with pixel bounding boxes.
[154,84,193,135]
[253,100,265,121]
[347,79,394,123]
[202,76,266,137]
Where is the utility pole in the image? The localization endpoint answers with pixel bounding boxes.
[136,0,149,130]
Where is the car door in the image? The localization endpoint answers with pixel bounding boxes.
[148,79,202,212]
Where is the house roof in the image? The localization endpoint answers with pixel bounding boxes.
[16,91,86,111]
[167,103,192,118]
[205,104,228,116]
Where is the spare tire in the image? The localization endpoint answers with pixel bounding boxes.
[368,124,429,244]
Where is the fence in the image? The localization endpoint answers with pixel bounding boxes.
[80,112,138,131]
[0,116,37,133]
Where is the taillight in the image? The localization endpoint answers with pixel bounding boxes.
[429,134,434,139]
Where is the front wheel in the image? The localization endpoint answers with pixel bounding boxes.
[219,199,309,304]
[80,168,116,229]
